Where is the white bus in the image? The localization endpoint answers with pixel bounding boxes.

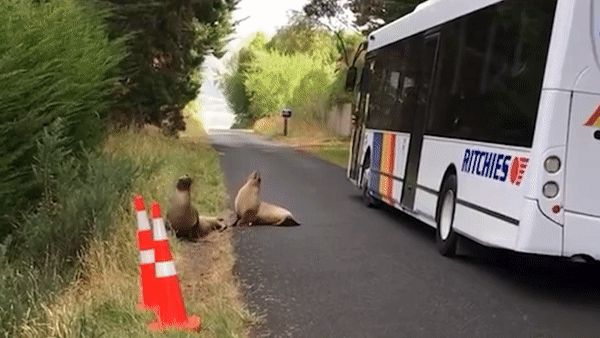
[346,0,600,260]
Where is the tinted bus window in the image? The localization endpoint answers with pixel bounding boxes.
[365,35,423,132]
[426,0,558,147]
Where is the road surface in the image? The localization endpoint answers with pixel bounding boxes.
[210,129,600,338]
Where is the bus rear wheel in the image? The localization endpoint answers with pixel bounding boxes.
[436,175,459,257]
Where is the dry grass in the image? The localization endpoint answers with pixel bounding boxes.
[253,115,350,167]
[253,116,334,144]
[24,115,255,337]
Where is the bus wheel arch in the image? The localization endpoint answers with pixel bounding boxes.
[360,148,380,208]
[435,166,459,257]
[359,148,371,185]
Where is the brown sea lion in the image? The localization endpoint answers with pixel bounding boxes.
[233,170,262,227]
[166,175,226,240]
[255,201,300,227]
[231,170,300,227]
[197,215,227,235]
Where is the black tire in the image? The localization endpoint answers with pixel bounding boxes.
[361,155,381,208]
[435,175,459,257]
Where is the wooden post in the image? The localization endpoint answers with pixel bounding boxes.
[281,108,292,137]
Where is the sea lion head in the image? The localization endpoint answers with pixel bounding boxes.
[176,174,193,191]
[247,170,261,188]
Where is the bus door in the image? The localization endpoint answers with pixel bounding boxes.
[401,33,440,210]
[348,66,370,182]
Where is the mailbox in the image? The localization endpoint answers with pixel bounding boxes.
[281,108,292,118]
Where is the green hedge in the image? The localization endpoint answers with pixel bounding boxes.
[0,0,125,238]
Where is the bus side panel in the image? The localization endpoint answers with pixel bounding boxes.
[524,90,570,225]
[513,90,568,256]
[563,92,600,259]
[565,93,600,217]
[564,213,600,260]
[514,200,563,256]
[454,205,519,249]
[418,137,530,249]
[364,129,411,205]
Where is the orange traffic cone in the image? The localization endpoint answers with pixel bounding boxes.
[134,195,158,311]
[148,202,201,332]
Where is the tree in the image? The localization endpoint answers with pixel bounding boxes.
[304,0,426,35]
[266,13,338,63]
[349,0,425,32]
[219,33,267,127]
[302,1,365,69]
[100,0,239,135]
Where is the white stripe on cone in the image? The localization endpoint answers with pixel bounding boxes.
[139,249,155,265]
[152,217,168,241]
[136,210,151,231]
[155,261,177,278]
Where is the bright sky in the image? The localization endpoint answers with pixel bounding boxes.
[198,0,309,130]
[230,0,309,48]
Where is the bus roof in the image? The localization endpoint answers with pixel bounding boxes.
[367,0,502,52]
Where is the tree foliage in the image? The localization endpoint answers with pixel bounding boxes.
[100,0,239,135]
[0,0,238,238]
[219,33,266,127]
[220,16,360,127]
[303,0,426,33]
[0,0,126,238]
[350,0,425,31]
[266,13,338,63]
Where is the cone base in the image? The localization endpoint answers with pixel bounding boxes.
[148,315,201,332]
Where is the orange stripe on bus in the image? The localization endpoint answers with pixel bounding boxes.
[585,105,600,127]
[378,133,396,203]
[379,134,389,199]
[386,134,396,202]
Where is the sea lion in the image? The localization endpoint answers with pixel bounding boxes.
[197,215,227,235]
[233,170,262,227]
[166,175,226,240]
[232,170,300,227]
[255,201,300,227]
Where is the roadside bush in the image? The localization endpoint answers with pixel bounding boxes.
[0,0,126,239]
[244,50,335,121]
[290,68,335,120]
[11,121,141,264]
[0,121,143,336]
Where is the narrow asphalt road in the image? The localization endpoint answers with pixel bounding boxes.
[210,129,600,338]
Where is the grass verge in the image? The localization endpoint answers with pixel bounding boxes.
[253,116,350,167]
[296,143,350,168]
[2,116,254,337]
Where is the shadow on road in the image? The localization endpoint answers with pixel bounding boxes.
[359,195,600,307]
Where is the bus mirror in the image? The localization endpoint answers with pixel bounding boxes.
[345,66,357,92]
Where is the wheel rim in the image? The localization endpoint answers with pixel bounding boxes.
[439,190,455,241]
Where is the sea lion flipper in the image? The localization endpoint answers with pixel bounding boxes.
[281,216,300,226]
[224,211,240,228]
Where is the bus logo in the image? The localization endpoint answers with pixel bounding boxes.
[509,157,529,186]
[584,105,600,128]
[461,149,528,186]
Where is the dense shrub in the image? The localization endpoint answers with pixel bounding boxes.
[0,121,142,336]
[0,0,126,238]
[10,121,140,263]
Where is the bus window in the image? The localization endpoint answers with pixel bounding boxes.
[426,0,557,147]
